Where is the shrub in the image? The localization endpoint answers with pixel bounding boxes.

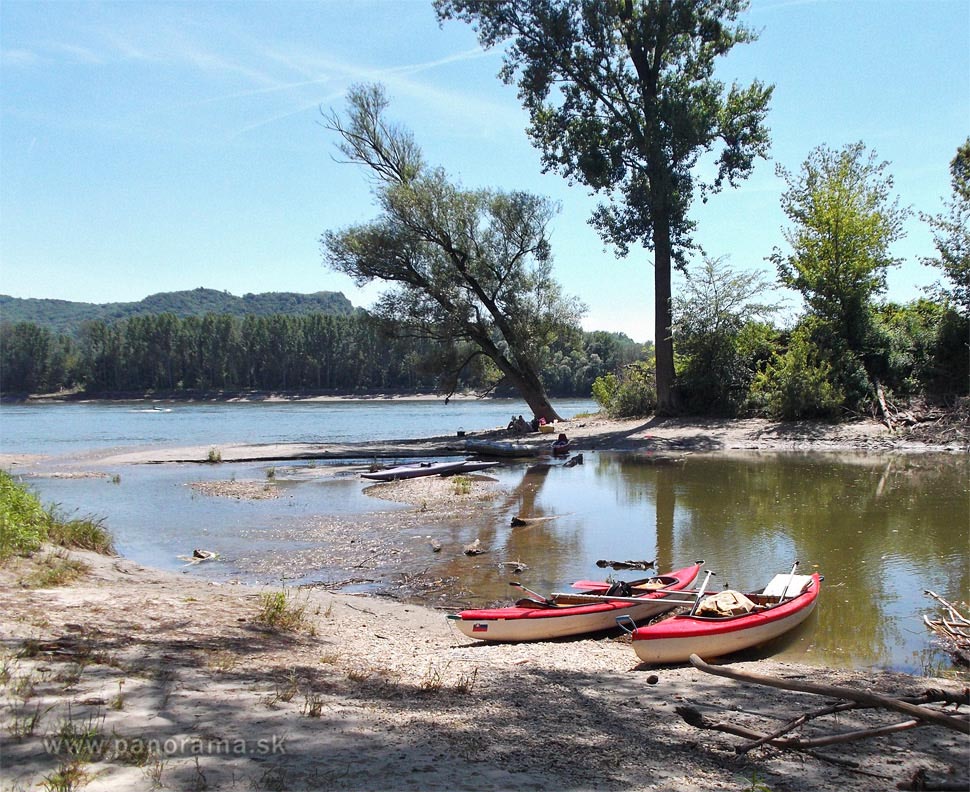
[751,329,844,420]
[592,361,657,418]
[0,472,114,563]
[0,471,49,560]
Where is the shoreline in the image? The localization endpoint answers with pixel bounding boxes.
[1,410,967,790]
[1,548,967,792]
[2,412,966,471]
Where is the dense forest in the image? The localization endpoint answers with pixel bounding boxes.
[0,288,355,335]
[0,307,647,398]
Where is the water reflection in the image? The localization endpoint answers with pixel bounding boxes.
[18,451,968,673]
[440,452,968,674]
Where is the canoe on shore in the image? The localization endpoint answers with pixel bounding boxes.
[361,459,500,481]
[447,562,703,642]
[627,571,821,665]
[464,438,542,458]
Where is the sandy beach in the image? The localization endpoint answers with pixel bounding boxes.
[1,413,967,791]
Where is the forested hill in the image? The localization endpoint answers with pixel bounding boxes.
[0,288,356,334]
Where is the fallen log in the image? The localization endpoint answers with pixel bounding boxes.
[510,515,562,527]
[688,654,970,734]
[595,559,655,570]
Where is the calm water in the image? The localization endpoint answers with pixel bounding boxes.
[1,401,967,675]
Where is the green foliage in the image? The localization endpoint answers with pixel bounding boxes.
[872,300,970,396]
[46,513,114,555]
[921,137,970,313]
[0,471,48,560]
[254,589,309,632]
[592,361,657,418]
[0,288,354,336]
[0,472,114,562]
[673,258,780,415]
[323,83,585,419]
[771,142,909,358]
[435,0,774,415]
[751,327,845,420]
[1,311,633,399]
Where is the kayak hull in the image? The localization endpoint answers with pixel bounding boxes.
[448,563,701,642]
[631,573,821,664]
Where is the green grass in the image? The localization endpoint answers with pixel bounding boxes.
[253,589,309,632]
[0,471,114,568]
[0,471,49,559]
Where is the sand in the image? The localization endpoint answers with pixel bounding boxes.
[1,413,967,791]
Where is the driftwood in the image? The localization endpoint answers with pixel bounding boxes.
[463,539,486,556]
[510,515,562,527]
[177,549,220,566]
[688,654,970,735]
[924,590,970,666]
[595,559,655,570]
[675,655,969,786]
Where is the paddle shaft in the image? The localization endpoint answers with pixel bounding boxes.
[688,570,717,616]
[550,591,699,606]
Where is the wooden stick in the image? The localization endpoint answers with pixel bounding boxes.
[688,654,970,734]
[678,705,925,749]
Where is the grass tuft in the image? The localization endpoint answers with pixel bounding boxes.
[253,589,309,632]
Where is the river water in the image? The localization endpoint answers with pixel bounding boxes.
[1,400,967,675]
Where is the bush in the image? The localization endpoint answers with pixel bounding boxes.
[591,361,657,418]
[0,471,48,560]
[0,471,114,562]
[751,329,844,420]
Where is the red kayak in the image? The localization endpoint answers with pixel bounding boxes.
[626,570,821,664]
[447,563,702,642]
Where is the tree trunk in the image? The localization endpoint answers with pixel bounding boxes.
[495,358,562,423]
[653,222,679,416]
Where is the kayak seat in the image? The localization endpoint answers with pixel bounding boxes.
[693,590,758,618]
[762,574,813,600]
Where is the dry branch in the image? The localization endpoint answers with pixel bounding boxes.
[688,655,970,735]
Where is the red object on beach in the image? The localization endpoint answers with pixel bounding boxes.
[627,572,821,664]
[446,563,702,642]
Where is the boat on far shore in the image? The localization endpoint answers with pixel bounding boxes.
[464,438,543,458]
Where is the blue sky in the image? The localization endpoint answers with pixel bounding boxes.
[1,0,967,342]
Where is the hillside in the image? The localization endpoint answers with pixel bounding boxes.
[0,288,356,334]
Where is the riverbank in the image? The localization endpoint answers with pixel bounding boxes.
[2,410,964,471]
[1,547,966,792]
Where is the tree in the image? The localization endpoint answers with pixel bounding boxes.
[435,0,773,414]
[673,257,778,414]
[321,84,584,421]
[921,138,970,314]
[771,142,909,375]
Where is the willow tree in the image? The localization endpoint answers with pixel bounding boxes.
[321,84,584,421]
[435,0,773,414]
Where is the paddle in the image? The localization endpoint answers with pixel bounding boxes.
[508,580,553,605]
[687,569,717,616]
[550,591,701,606]
[779,560,799,603]
[571,560,705,591]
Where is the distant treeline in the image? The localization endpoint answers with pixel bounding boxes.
[0,312,647,397]
[0,288,355,335]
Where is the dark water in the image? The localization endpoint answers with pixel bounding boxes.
[2,402,967,674]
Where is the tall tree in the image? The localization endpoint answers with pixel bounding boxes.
[921,138,970,314]
[435,0,773,414]
[771,142,909,358]
[321,84,584,421]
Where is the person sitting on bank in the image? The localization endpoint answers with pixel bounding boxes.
[552,432,569,453]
